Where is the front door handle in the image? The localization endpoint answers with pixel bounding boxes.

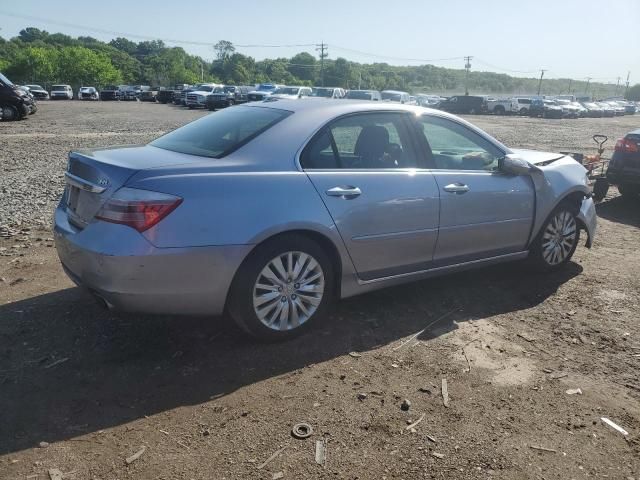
[326,186,362,198]
[443,183,470,194]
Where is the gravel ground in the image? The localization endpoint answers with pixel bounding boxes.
[0,101,639,479]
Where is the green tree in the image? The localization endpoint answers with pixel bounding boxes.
[18,27,49,43]
[214,40,235,62]
[6,46,57,84]
[56,46,121,87]
[109,37,137,55]
[288,52,316,82]
[626,84,640,101]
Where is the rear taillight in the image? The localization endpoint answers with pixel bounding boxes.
[614,138,639,153]
[96,187,182,232]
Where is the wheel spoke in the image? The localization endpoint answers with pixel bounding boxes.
[253,251,325,332]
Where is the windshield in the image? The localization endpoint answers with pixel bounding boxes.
[258,84,276,91]
[151,106,291,158]
[273,87,300,95]
[196,86,214,92]
[381,92,402,101]
[346,90,373,100]
[311,88,333,97]
[52,85,67,91]
[26,85,43,90]
[224,86,236,92]
[0,73,14,86]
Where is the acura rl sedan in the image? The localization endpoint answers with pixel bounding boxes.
[54,100,596,340]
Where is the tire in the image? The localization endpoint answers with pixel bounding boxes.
[529,202,580,272]
[227,99,235,107]
[519,107,528,116]
[618,183,640,200]
[1,105,18,121]
[494,106,505,115]
[227,234,335,341]
[592,178,609,202]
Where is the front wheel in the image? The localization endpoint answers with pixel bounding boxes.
[1,105,18,121]
[228,234,334,341]
[529,203,580,271]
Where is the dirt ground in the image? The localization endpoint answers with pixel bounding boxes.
[1,102,639,480]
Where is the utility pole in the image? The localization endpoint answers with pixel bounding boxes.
[624,71,631,98]
[615,76,621,95]
[537,69,546,96]
[585,77,592,94]
[316,42,328,87]
[200,63,204,82]
[567,78,572,94]
[464,56,473,95]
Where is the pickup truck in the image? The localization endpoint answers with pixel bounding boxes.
[487,97,518,115]
[205,85,252,110]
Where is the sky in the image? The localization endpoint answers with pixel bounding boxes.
[0,0,638,83]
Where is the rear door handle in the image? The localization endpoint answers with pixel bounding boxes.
[326,186,362,198]
[443,183,469,194]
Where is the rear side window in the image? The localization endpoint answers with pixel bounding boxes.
[301,112,418,169]
[151,106,291,158]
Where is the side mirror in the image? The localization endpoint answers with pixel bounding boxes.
[499,154,533,175]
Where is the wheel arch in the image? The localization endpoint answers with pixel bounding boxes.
[225,227,348,312]
[528,187,589,247]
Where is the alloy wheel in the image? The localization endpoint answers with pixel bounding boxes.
[541,211,577,265]
[253,251,325,331]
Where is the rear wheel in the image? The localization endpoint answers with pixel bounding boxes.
[227,99,235,107]
[519,107,528,115]
[228,234,335,341]
[529,202,580,271]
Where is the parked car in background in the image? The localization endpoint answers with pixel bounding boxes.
[205,85,252,110]
[580,102,604,117]
[619,101,637,115]
[605,101,625,116]
[78,86,99,100]
[16,86,38,114]
[515,98,532,115]
[266,86,312,100]
[156,87,175,104]
[344,89,382,101]
[247,83,281,102]
[416,94,442,108]
[186,84,221,109]
[487,97,518,115]
[596,102,616,117]
[438,95,488,114]
[54,100,596,340]
[606,129,640,199]
[172,85,192,105]
[311,87,345,99]
[50,84,73,100]
[529,99,563,118]
[100,85,120,101]
[381,90,411,104]
[0,72,35,121]
[553,99,581,118]
[140,88,158,102]
[24,84,49,100]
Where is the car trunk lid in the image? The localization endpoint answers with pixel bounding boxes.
[63,145,207,229]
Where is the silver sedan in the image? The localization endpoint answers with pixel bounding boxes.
[54,100,596,340]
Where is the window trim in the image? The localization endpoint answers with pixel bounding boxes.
[299,110,425,171]
[410,113,508,172]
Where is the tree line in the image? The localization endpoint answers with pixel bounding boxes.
[1,27,637,100]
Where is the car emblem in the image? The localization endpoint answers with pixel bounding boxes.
[98,178,109,187]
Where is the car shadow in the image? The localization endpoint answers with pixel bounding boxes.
[596,195,640,228]
[0,261,582,455]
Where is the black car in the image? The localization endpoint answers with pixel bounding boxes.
[0,72,35,121]
[156,88,174,104]
[100,85,121,101]
[438,95,488,114]
[139,88,158,102]
[606,130,640,199]
[25,84,49,100]
[205,85,252,110]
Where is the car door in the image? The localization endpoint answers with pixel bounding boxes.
[414,114,535,265]
[301,112,440,281]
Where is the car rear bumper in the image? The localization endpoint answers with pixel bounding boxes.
[577,197,596,248]
[53,205,252,316]
[607,168,640,186]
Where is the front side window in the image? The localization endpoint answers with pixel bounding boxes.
[151,106,291,158]
[418,116,503,171]
[301,113,418,169]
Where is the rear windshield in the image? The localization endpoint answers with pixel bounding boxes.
[346,91,373,100]
[0,73,14,86]
[150,106,291,158]
[52,85,67,91]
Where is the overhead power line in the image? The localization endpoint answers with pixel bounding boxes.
[0,10,315,48]
[330,44,465,63]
